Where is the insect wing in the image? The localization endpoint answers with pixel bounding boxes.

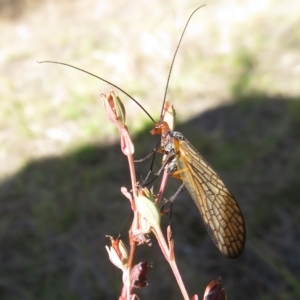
[173,134,245,258]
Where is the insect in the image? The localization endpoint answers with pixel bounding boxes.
[139,7,246,258]
[150,119,245,258]
[39,6,246,258]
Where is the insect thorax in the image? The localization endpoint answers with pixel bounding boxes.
[171,131,185,141]
[161,131,185,175]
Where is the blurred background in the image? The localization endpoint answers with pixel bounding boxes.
[0,0,300,299]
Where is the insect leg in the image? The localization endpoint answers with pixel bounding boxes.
[169,183,186,203]
[160,183,186,239]
[141,149,176,187]
[134,150,156,163]
[160,182,185,213]
[134,139,161,183]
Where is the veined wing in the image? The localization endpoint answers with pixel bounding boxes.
[173,133,246,258]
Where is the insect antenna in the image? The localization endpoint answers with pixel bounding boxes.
[160,5,205,118]
[38,60,155,122]
[136,6,206,184]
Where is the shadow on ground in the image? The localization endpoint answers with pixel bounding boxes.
[1,94,300,300]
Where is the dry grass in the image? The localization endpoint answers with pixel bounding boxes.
[0,0,300,299]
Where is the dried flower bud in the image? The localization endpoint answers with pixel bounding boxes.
[135,188,160,232]
[102,90,126,127]
[162,101,176,131]
[105,235,128,271]
[203,277,227,300]
[131,261,149,288]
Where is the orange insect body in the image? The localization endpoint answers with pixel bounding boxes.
[151,119,246,259]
